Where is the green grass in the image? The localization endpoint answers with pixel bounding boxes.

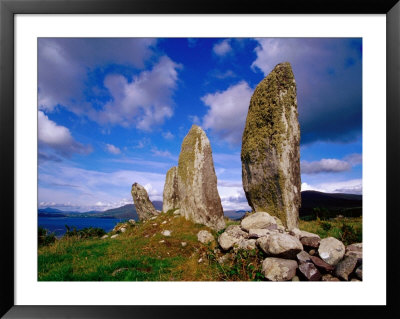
[38,213,362,281]
[299,217,362,245]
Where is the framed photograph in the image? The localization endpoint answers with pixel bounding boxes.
[1,0,399,317]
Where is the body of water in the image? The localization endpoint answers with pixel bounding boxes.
[38,216,127,237]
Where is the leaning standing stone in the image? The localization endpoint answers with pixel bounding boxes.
[262,257,298,281]
[131,183,159,221]
[241,62,301,230]
[177,125,225,230]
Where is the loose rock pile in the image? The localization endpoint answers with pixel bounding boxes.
[201,211,362,281]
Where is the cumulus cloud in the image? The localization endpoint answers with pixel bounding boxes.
[251,38,362,144]
[213,39,232,56]
[301,153,362,174]
[38,111,92,157]
[202,81,253,145]
[93,56,181,130]
[301,159,351,174]
[105,144,121,155]
[38,38,156,112]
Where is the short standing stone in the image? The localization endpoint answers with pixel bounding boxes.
[318,237,345,265]
[177,125,225,230]
[240,212,277,232]
[218,225,248,251]
[262,257,298,281]
[197,230,214,244]
[334,255,358,281]
[131,183,159,221]
[162,166,180,213]
[258,233,303,259]
[241,62,301,230]
[299,262,322,281]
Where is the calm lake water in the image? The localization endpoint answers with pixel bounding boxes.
[38,217,127,237]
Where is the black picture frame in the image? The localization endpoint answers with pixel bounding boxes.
[1,0,399,318]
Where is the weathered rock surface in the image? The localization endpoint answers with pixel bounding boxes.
[218,225,248,251]
[297,250,312,264]
[162,166,180,213]
[131,183,159,221]
[241,62,301,230]
[248,228,275,239]
[177,125,225,230]
[301,236,320,249]
[355,265,362,280]
[318,237,345,265]
[240,212,277,232]
[197,230,214,244]
[299,262,322,281]
[257,232,303,259]
[345,243,362,262]
[128,219,136,225]
[235,239,257,251]
[310,256,334,272]
[321,274,340,282]
[262,257,298,281]
[335,255,358,281]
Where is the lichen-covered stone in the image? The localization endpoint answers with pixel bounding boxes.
[197,230,214,244]
[177,125,225,230]
[241,62,301,230]
[162,166,180,213]
[131,183,159,221]
[318,237,345,266]
[334,255,358,281]
[218,225,248,251]
[257,232,303,259]
[240,212,277,232]
[262,257,298,281]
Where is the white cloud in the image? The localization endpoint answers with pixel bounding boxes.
[38,38,156,112]
[213,39,232,56]
[162,131,174,140]
[301,179,362,194]
[38,163,166,211]
[151,147,177,160]
[301,153,362,174]
[105,143,121,155]
[38,111,92,156]
[301,159,351,174]
[94,56,181,130]
[202,81,253,145]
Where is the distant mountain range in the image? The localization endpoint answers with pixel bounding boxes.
[38,191,362,221]
[38,201,163,220]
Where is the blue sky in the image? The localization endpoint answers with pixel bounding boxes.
[38,38,362,212]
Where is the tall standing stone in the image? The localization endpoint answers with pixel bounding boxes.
[241,62,301,230]
[131,182,159,221]
[162,166,180,213]
[177,125,225,230]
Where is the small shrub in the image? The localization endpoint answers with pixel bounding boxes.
[38,227,56,247]
[64,225,106,239]
[321,221,332,231]
[340,223,361,245]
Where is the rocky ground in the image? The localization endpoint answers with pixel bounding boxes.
[198,211,362,281]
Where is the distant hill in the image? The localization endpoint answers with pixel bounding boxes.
[224,210,247,220]
[38,201,164,221]
[300,190,362,219]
